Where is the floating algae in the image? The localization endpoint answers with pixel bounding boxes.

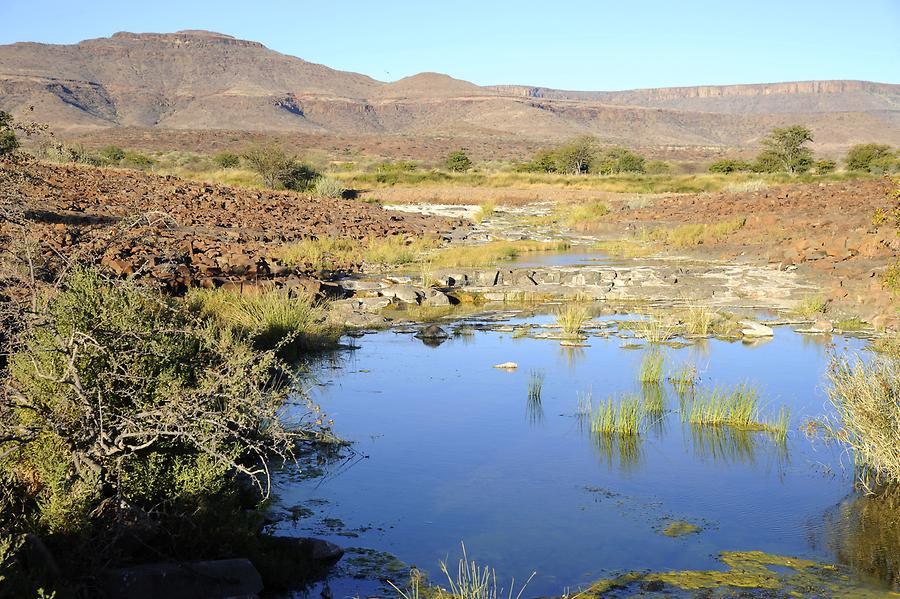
[579,551,900,598]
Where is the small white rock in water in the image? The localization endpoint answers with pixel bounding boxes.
[493,362,518,370]
[740,321,774,338]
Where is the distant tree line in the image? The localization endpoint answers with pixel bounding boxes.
[709,126,899,175]
[514,136,659,175]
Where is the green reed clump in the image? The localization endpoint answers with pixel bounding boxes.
[685,384,789,438]
[592,396,643,437]
[639,350,664,384]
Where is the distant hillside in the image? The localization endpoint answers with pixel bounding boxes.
[0,30,898,150]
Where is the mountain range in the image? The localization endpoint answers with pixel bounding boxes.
[0,30,898,150]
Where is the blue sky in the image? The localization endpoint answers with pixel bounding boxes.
[2,0,898,90]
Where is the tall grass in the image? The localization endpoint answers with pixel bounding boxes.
[824,356,900,489]
[635,316,677,344]
[527,369,545,404]
[685,305,716,336]
[474,200,496,223]
[639,350,665,384]
[668,363,698,393]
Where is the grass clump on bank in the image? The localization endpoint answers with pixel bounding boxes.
[792,295,827,318]
[188,287,340,353]
[823,356,900,489]
[473,200,496,222]
[428,240,571,268]
[278,236,439,272]
[648,217,747,247]
[555,201,611,229]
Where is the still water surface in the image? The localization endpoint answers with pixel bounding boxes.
[274,314,887,597]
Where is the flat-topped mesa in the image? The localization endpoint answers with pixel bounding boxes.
[87,30,265,49]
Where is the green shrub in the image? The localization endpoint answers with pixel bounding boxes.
[709,159,752,174]
[213,151,241,169]
[122,150,155,169]
[592,146,645,175]
[845,143,894,172]
[814,159,837,174]
[313,176,347,198]
[281,161,321,191]
[0,111,18,156]
[1,268,328,558]
[445,150,472,172]
[757,125,814,174]
[99,145,125,162]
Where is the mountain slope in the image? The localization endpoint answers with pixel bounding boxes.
[0,30,898,149]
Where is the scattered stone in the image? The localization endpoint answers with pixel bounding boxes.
[381,284,423,304]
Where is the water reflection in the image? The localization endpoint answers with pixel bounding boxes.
[641,383,668,438]
[816,488,900,590]
[592,432,642,471]
[686,425,789,469]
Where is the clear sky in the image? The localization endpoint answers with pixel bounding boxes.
[2,0,898,90]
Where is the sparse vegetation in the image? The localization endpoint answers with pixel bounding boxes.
[668,363,698,393]
[649,217,746,247]
[474,200,496,222]
[709,159,752,174]
[684,305,716,336]
[428,240,571,268]
[243,143,320,190]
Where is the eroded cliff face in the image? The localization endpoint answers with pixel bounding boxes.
[0,30,897,147]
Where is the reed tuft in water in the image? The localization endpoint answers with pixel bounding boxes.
[556,303,590,339]
[639,350,665,384]
[592,396,643,437]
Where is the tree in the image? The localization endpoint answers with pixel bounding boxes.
[0,111,19,156]
[213,151,241,169]
[555,136,596,175]
[592,146,645,175]
[243,143,294,188]
[445,150,472,172]
[758,125,814,174]
[845,143,893,172]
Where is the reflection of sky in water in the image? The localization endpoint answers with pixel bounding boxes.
[274,321,873,597]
